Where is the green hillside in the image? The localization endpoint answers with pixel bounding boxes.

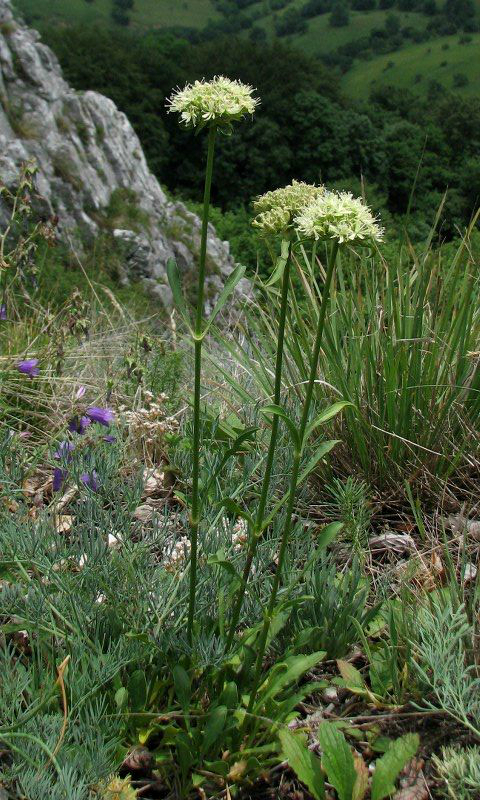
[342,32,480,97]
[12,0,219,30]
[281,8,425,54]
[13,0,480,99]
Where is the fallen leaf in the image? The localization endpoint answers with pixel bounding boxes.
[369,532,416,558]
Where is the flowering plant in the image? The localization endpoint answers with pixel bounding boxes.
[252,180,324,235]
[167,75,259,133]
[295,190,384,244]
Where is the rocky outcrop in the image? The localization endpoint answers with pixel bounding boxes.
[0,0,242,306]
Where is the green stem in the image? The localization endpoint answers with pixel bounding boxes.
[226,242,292,650]
[246,240,339,716]
[187,124,217,646]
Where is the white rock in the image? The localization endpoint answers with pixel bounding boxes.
[0,0,243,307]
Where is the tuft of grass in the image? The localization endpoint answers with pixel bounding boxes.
[213,217,480,497]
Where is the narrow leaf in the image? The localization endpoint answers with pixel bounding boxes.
[298,441,340,483]
[166,258,192,330]
[204,264,247,334]
[316,521,343,550]
[217,498,253,526]
[278,729,325,800]
[305,402,354,438]
[265,239,290,287]
[262,403,300,448]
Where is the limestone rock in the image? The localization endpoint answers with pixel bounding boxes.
[0,0,241,306]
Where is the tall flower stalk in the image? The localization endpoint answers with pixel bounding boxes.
[246,189,383,715]
[226,182,324,650]
[167,76,259,644]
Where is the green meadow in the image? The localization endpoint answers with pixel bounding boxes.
[342,32,480,97]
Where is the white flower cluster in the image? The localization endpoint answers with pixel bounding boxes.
[294,190,384,244]
[120,392,178,460]
[166,76,259,130]
[232,518,248,551]
[163,536,191,575]
[252,180,324,235]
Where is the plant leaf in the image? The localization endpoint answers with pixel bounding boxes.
[298,440,340,484]
[204,264,247,334]
[201,705,228,757]
[262,403,300,448]
[316,521,343,550]
[127,670,147,712]
[278,729,325,800]
[217,498,253,526]
[166,258,192,330]
[371,733,419,800]
[305,402,354,438]
[173,665,191,715]
[337,660,366,691]
[353,752,369,800]
[265,239,291,287]
[256,652,326,708]
[318,722,357,800]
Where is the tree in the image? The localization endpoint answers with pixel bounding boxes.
[352,0,376,10]
[275,7,309,35]
[385,12,401,33]
[329,1,350,26]
[444,0,475,23]
[301,0,332,16]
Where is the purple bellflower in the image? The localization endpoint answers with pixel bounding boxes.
[17,359,39,377]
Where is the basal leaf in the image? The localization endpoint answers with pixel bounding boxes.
[201,705,228,756]
[337,660,366,691]
[318,722,357,800]
[173,665,191,714]
[278,729,325,800]
[371,733,419,800]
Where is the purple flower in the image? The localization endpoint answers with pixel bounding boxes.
[68,415,91,435]
[53,467,66,492]
[86,407,114,427]
[54,441,75,460]
[17,359,39,377]
[75,386,86,400]
[0,305,6,320]
[80,470,99,492]
[103,434,116,444]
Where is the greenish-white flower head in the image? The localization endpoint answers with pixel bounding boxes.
[252,180,324,236]
[166,76,259,132]
[295,190,384,244]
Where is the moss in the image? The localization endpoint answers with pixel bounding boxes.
[5,101,40,139]
[97,188,151,233]
[52,152,84,192]
[95,123,105,145]
[55,115,71,134]
[0,21,17,36]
